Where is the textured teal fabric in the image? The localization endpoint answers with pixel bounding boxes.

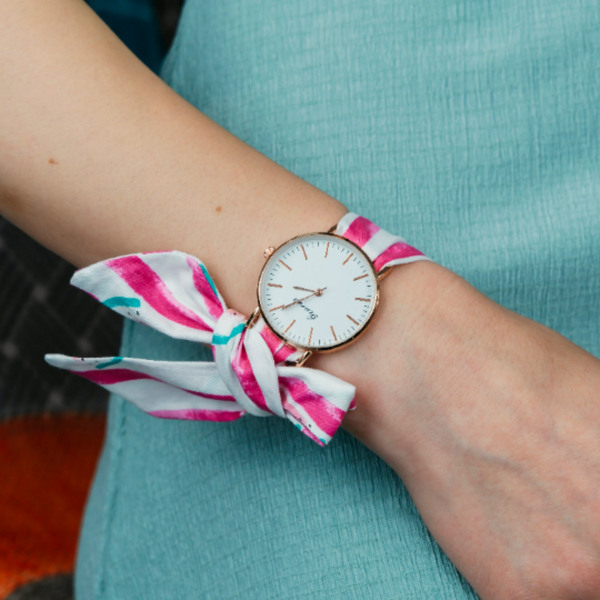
[76,1,600,598]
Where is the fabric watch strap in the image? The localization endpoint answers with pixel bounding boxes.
[334,212,429,271]
[45,213,431,446]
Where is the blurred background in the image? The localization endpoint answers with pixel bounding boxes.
[0,1,183,597]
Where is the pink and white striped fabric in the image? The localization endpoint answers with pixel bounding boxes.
[334,213,430,272]
[45,213,430,446]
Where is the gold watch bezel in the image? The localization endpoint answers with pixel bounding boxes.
[256,231,383,354]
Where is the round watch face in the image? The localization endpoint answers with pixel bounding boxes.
[257,233,379,351]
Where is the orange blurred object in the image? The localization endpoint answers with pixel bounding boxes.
[0,414,106,598]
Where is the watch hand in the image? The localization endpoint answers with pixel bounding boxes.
[293,286,327,296]
[283,288,327,310]
[283,293,315,310]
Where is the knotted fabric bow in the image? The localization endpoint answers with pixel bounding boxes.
[45,213,429,446]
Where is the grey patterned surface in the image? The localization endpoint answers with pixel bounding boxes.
[0,218,122,420]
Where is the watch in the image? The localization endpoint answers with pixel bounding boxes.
[245,212,428,367]
[45,211,428,446]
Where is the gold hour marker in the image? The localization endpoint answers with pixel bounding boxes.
[270,304,284,312]
[308,327,313,345]
[353,273,368,281]
[330,325,337,342]
[301,244,307,260]
[324,242,329,258]
[342,253,354,265]
[268,283,283,288]
[355,297,371,302]
[284,319,296,333]
[347,315,359,326]
[279,259,291,271]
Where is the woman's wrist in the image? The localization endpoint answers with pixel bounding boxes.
[315,256,548,467]
[309,259,459,460]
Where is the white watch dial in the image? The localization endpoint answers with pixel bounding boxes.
[258,233,379,350]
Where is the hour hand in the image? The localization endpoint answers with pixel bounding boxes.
[293,286,326,297]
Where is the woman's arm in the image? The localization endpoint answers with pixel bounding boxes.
[2,2,600,598]
[0,0,346,315]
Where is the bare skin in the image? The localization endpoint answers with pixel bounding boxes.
[1,1,600,598]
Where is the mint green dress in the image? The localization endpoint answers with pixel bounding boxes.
[76,1,600,598]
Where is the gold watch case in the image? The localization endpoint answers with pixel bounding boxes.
[249,229,391,362]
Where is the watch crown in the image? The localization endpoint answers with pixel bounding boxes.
[263,246,275,259]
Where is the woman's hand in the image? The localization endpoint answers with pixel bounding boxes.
[316,261,600,599]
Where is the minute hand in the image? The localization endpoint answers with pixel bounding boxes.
[282,288,327,310]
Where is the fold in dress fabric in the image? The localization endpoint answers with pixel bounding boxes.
[76,1,600,598]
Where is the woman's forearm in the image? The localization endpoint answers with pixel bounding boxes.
[0,0,346,316]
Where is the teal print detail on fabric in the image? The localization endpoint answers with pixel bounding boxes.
[103,296,141,309]
[199,263,219,298]
[211,323,245,345]
[95,357,124,369]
